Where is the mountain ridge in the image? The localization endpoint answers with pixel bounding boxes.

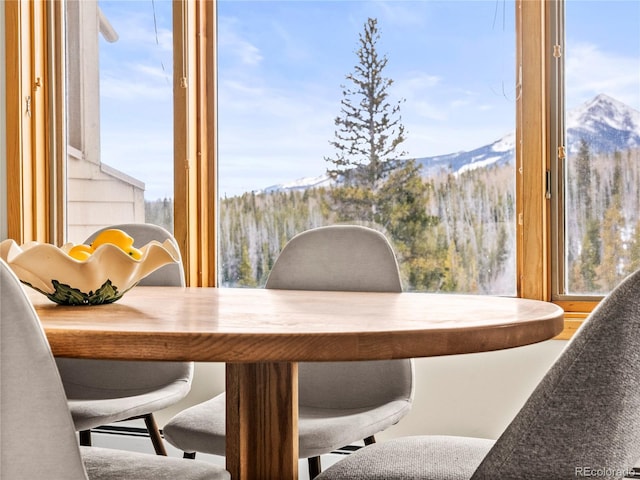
[259,94,640,193]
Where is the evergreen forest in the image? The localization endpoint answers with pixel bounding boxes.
[565,144,640,294]
[146,144,640,295]
[217,160,516,294]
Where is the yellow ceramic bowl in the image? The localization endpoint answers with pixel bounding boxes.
[0,239,180,305]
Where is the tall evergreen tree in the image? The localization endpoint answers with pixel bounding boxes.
[376,160,447,290]
[577,217,602,292]
[325,17,407,220]
[575,138,593,214]
[237,241,257,287]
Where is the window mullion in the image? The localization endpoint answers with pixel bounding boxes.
[173,0,216,287]
[517,0,551,301]
[5,0,53,244]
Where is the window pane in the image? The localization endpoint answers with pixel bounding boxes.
[65,0,173,243]
[563,0,640,295]
[218,0,516,293]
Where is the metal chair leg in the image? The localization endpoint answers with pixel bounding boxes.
[308,456,322,479]
[79,430,92,446]
[143,413,168,456]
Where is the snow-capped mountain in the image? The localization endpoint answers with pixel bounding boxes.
[415,131,515,177]
[260,174,333,194]
[260,94,640,192]
[565,94,640,154]
[416,94,640,176]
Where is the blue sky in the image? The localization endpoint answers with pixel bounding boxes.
[97,0,640,199]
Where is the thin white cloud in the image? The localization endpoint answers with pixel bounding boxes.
[372,0,429,28]
[100,68,172,101]
[409,100,449,121]
[102,5,172,53]
[393,72,443,120]
[565,42,640,109]
[451,99,472,108]
[98,3,173,103]
[218,16,264,67]
[402,72,442,90]
[270,20,311,63]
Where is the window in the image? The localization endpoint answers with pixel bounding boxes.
[552,1,640,302]
[217,0,517,294]
[3,0,216,285]
[64,0,174,243]
[6,1,590,335]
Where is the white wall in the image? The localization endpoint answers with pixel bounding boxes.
[381,339,566,440]
[156,339,567,442]
[0,7,7,240]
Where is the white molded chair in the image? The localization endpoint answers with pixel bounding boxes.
[164,225,414,478]
[316,268,640,480]
[0,258,230,480]
[55,223,194,455]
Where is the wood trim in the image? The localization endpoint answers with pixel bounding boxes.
[31,0,49,240]
[554,299,598,314]
[554,316,586,340]
[47,0,67,246]
[173,0,196,284]
[4,0,53,244]
[195,0,217,286]
[517,0,550,301]
[517,1,598,337]
[173,0,217,286]
[552,300,597,338]
[5,0,27,242]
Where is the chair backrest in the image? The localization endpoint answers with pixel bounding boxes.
[0,259,89,480]
[84,223,185,287]
[266,225,413,409]
[266,225,402,293]
[472,268,640,479]
[57,223,191,396]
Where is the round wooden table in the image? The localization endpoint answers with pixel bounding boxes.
[30,287,564,480]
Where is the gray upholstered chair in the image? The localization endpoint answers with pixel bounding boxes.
[315,268,640,480]
[0,258,229,480]
[163,225,414,478]
[55,223,194,455]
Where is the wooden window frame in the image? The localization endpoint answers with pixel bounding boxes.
[5,0,54,244]
[547,0,599,334]
[3,0,590,332]
[4,0,217,286]
[173,0,217,286]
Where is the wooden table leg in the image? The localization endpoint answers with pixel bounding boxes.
[226,362,299,480]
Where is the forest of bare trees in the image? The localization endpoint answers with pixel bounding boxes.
[146,143,640,295]
[216,162,516,294]
[566,144,640,294]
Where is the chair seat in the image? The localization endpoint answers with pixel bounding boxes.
[315,436,495,480]
[163,393,413,458]
[81,446,230,480]
[298,401,413,458]
[65,374,192,431]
